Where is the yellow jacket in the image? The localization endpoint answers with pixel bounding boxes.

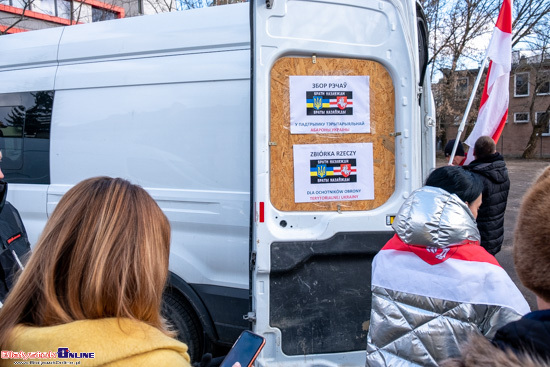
[1,318,191,366]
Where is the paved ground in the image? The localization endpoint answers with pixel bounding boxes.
[438,157,550,310]
[494,158,550,310]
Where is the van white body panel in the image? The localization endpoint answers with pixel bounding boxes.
[0,27,63,70]
[2,4,252,291]
[56,5,249,63]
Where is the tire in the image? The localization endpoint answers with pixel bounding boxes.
[162,289,203,362]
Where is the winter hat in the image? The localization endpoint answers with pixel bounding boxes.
[514,166,550,303]
[445,139,465,157]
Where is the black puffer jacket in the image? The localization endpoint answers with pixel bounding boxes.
[0,181,31,304]
[492,309,550,362]
[465,153,510,255]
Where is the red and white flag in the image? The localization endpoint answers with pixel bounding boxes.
[464,0,512,164]
[372,235,530,315]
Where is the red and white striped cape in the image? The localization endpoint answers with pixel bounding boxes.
[372,234,530,314]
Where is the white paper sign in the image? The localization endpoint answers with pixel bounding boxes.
[293,143,374,203]
[289,75,370,134]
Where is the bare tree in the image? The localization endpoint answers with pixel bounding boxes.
[514,22,550,158]
[513,0,550,47]
[0,0,247,29]
[422,0,550,79]
[143,0,177,13]
[421,0,500,79]
[0,0,129,33]
[422,0,550,152]
[421,0,500,146]
[0,0,35,34]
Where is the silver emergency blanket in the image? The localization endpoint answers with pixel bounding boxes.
[365,186,524,367]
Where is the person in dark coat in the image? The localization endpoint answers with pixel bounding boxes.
[444,139,466,166]
[464,136,509,255]
[0,151,31,305]
[490,165,550,362]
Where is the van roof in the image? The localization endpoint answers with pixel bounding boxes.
[0,3,250,71]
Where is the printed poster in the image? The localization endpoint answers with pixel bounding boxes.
[289,75,370,134]
[293,143,374,203]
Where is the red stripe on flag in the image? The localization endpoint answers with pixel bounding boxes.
[382,234,500,266]
[329,102,353,105]
[495,0,512,34]
[479,61,493,109]
[333,168,357,173]
[492,109,508,142]
[478,61,508,144]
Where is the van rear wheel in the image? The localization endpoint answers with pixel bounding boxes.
[162,289,203,362]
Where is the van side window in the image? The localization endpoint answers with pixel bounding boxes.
[0,91,53,184]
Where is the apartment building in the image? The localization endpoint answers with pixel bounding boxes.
[0,0,137,33]
[0,0,243,33]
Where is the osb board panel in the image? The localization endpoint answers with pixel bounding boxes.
[270,57,395,212]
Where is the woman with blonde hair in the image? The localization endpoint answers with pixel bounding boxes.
[0,176,192,366]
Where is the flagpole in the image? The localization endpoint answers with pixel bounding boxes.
[448,55,489,165]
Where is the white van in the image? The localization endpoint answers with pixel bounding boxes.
[0,1,435,365]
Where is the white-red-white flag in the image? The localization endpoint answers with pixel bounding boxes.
[372,235,530,315]
[464,0,512,164]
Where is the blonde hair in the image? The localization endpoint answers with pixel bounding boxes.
[0,177,172,347]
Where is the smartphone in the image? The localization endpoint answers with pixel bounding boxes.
[219,330,266,367]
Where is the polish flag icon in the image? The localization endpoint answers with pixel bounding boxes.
[464,0,512,164]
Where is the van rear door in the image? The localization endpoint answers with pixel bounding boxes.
[251,0,425,365]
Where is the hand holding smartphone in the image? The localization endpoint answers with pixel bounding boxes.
[219,330,265,367]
